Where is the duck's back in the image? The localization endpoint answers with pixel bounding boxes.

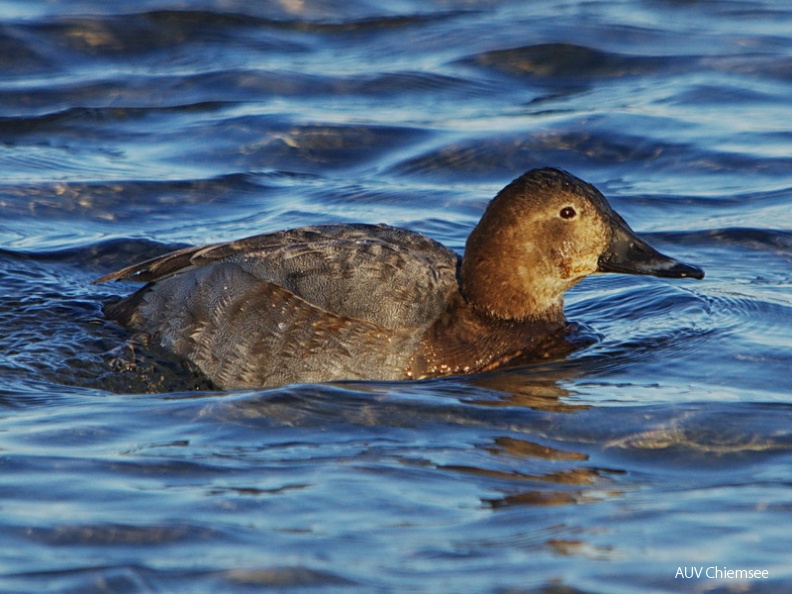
[222,224,460,328]
[100,224,461,388]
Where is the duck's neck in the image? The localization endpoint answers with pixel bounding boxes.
[408,297,572,380]
[459,216,571,321]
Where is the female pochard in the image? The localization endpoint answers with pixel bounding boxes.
[96,168,703,389]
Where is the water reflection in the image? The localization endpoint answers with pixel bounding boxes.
[465,364,586,412]
[460,432,616,510]
[488,436,587,462]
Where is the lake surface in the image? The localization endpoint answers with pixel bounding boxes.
[1,0,792,592]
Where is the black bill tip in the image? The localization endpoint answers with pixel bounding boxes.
[598,228,705,280]
[609,255,705,280]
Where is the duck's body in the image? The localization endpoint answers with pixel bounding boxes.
[96,168,703,389]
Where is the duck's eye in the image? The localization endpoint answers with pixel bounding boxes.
[559,206,577,220]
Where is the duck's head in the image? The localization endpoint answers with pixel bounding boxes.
[460,168,703,321]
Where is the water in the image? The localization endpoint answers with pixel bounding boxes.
[1,0,791,592]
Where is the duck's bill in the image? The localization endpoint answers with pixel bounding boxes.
[598,227,704,280]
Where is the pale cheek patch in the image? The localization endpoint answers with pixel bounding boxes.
[552,242,598,279]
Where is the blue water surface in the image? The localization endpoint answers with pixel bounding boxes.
[1,0,792,592]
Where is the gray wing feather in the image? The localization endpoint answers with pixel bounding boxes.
[98,224,460,329]
[116,261,419,388]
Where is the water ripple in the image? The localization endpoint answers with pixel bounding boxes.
[462,42,678,81]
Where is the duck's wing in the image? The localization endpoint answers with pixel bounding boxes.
[96,224,461,329]
[105,260,420,389]
[94,243,210,284]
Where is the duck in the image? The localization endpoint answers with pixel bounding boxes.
[95,168,704,389]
